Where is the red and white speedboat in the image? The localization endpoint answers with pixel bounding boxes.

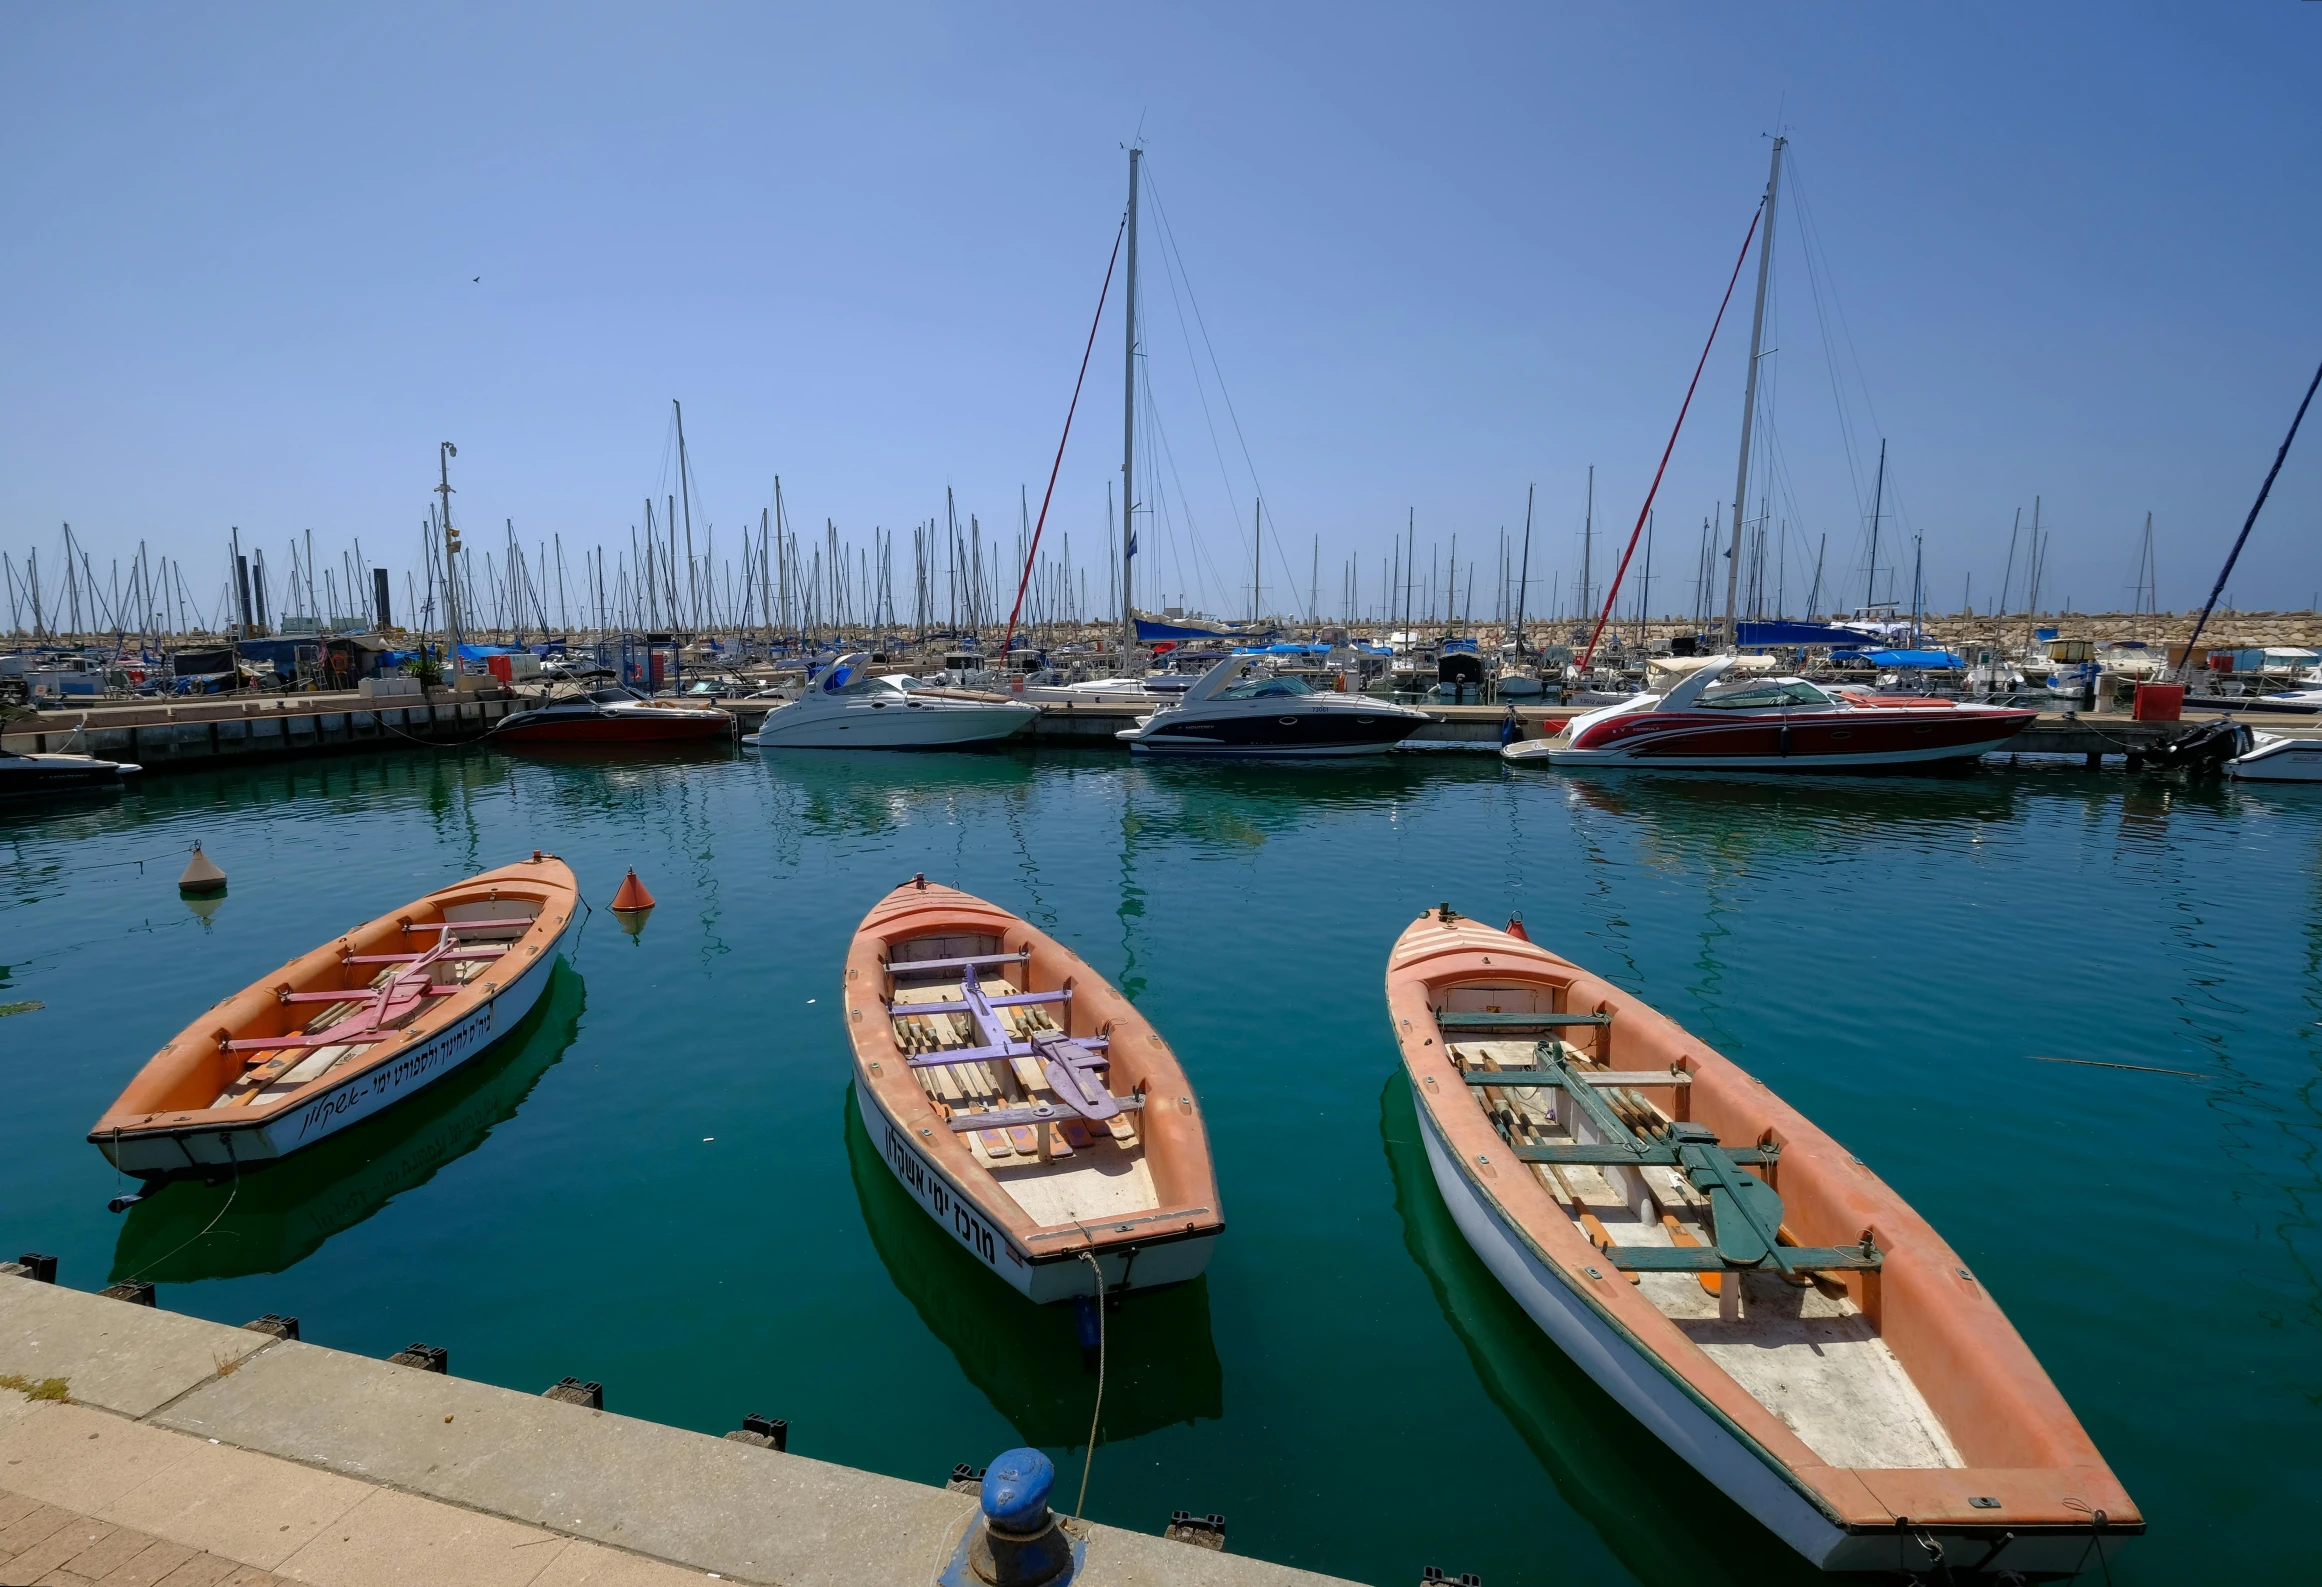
[1506,654,2035,770]
[489,686,734,746]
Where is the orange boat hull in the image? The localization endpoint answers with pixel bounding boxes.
[846,878,1222,1302]
[1387,907,2138,1574]
[90,856,579,1180]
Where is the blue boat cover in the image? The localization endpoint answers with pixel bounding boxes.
[1856,649,1964,669]
[1135,617,1276,642]
[1735,621,1888,648]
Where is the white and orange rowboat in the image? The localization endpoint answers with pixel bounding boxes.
[91,855,579,1183]
[1388,906,2138,1576]
[845,877,1223,1303]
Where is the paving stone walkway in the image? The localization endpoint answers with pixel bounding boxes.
[0,1488,288,1587]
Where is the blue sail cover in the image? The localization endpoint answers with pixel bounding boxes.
[1735,621,1888,648]
[1135,617,1277,642]
[1854,649,1964,669]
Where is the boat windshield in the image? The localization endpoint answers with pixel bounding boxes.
[588,687,647,704]
[1694,679,1833,710]
[1215,676,1316,700]
[834,672,909,697]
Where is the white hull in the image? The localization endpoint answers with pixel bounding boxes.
[98,922,571,1178]
[2228,734,2322,781]
[1415,1087,2121,1575]
[747,704,1034,749]
[853,1080,1215,1303]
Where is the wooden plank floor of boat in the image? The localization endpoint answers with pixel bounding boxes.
[890,975,1157,1228]
[1454,1036,1962,1472]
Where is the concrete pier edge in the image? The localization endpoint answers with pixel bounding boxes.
[9,687,2274,767]
[1,1273,1351,1587]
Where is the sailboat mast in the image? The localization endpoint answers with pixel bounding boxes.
[674,400,699,633]
[1863,438,1887,611]
[1721,135,1785,649]
[1513,485,1534,657]
[1581,466,1593,630]
[1251,497,1261,624]
[1119,147,1141,667]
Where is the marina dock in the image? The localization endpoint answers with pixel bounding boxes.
[0,1270,1346,1587]
[9,691,2296,768]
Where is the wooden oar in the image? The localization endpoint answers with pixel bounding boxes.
[1661,1212,1721,1296]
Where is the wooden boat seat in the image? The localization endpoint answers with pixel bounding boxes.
[890,961,1144,1170]
[1456,1037,1879,1279]
[1436,1009,1610,1029]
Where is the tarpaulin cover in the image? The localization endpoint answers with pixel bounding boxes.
[1858,649,1964,669]
[1135,617,1275,642]
[1735,621,1888,648]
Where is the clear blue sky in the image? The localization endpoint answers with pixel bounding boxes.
[3,3,2317,626]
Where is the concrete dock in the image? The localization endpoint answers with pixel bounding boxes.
[0,1271,1349,1587]
[12,688,2310,771]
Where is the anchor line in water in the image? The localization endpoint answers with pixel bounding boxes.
[1001,215,1127,663]
[1578,198,1763,673]
[122,1131,241,1279]
[1073,1248,1107,1520]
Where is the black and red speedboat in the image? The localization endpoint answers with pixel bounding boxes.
[1507,654,2034,771]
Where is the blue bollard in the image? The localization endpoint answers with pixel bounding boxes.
[968,1447,1073,1585]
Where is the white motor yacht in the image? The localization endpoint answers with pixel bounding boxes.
[0,749,142,797]
[2227,731,2322,781]
[1115,653,1431,757]
[744,654,1036,749]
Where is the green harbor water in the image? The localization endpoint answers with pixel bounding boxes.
[4,746,2316,1584]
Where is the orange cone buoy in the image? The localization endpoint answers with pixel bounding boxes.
[178,842,227,897]
[611,869,655,942]
[1505,915,1530,942]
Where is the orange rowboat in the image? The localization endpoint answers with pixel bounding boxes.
[91,856,579,1184]
[846,877,1223,1303]
[1387,906,2138,1576]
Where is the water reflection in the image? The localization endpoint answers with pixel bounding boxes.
[845,1090,1223,1446]
[1379,1076,1813,1586]
[1121,756,1453,852]
[1559,770,2023,870]
[754,747,1044,839]
[109,962,585,1283]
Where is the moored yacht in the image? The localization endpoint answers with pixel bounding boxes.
[1506,653,2033,771]
[489,686,733,746]
[744,653,1036,748]
[0,748,143,797]
[1115,653,1431,757]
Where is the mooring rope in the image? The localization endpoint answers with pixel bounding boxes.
[125,1131,241,1285]
[1073,1249,1108,1520]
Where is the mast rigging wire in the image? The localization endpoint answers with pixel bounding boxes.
[1000,216,1127,660]
[2172,354,2322,680]
[1579,200,1764,671]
